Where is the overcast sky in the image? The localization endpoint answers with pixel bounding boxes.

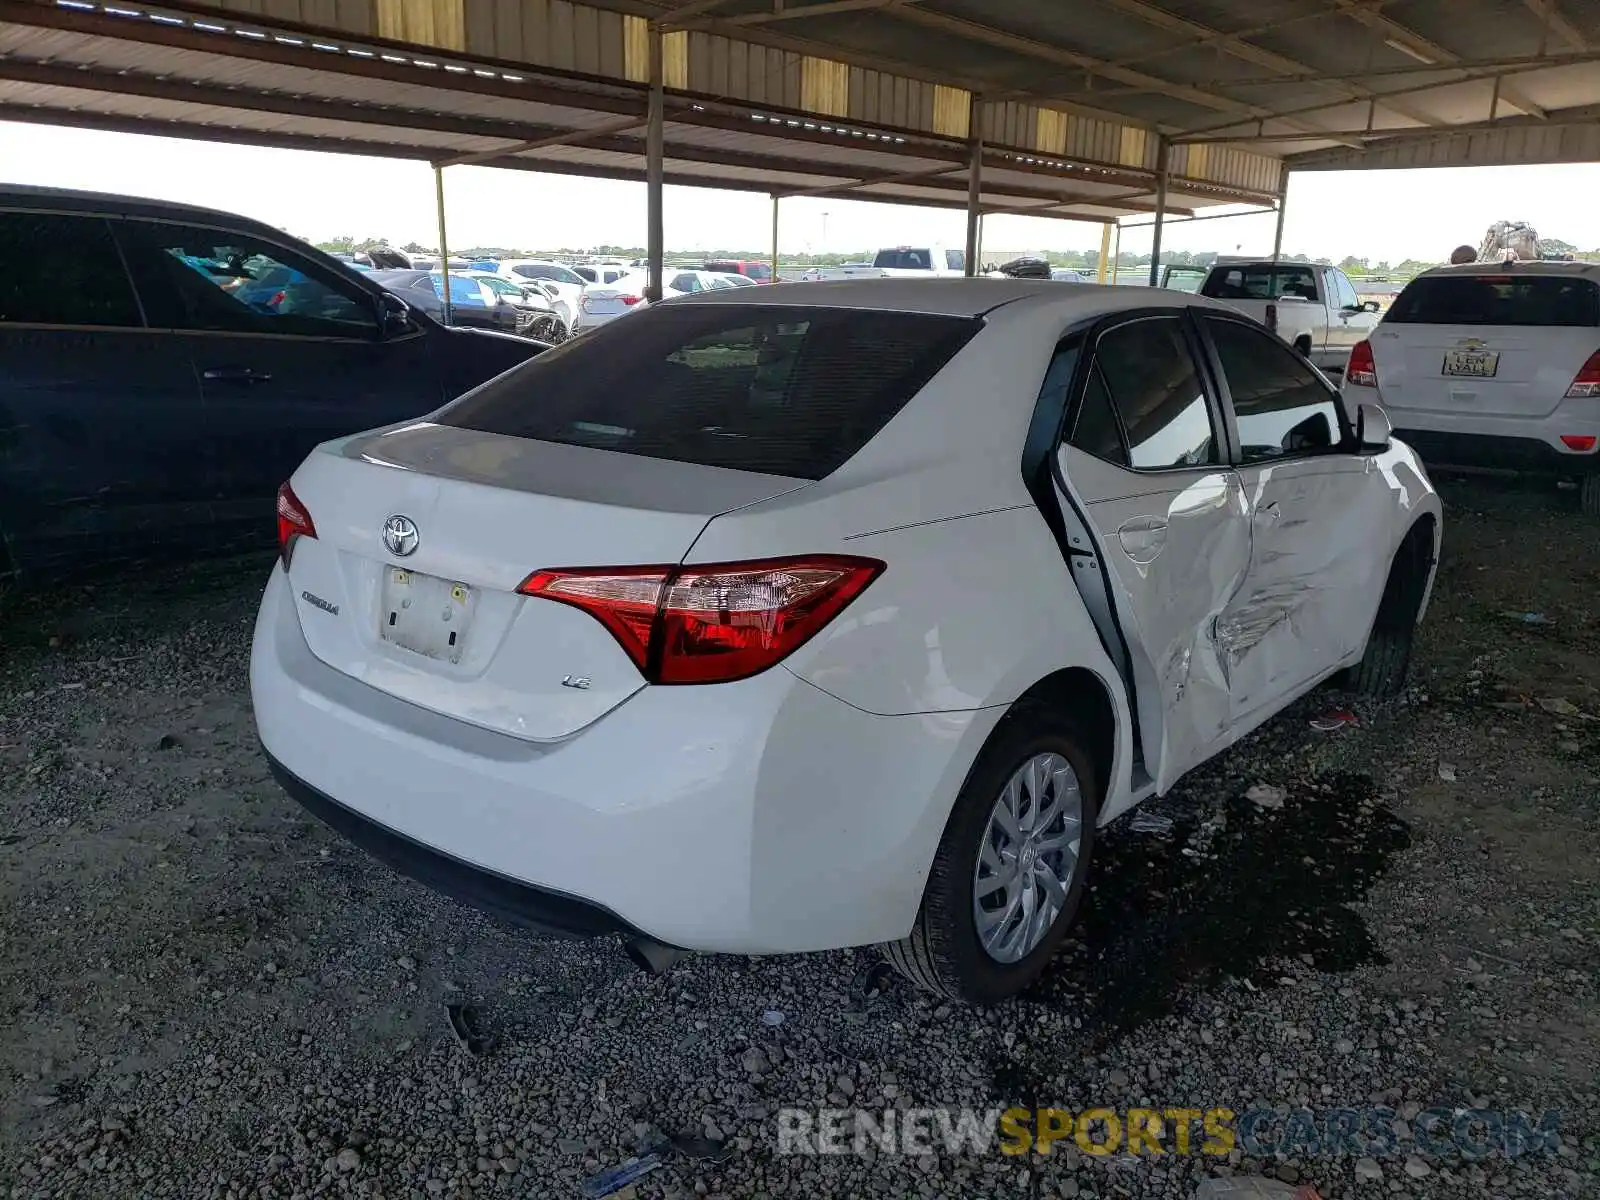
[5,119,1598,263]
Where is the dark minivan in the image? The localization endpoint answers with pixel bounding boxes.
[0,186,543,586]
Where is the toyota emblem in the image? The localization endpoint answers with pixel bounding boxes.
[382,514,420,557]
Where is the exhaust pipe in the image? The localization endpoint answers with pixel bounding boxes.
[624,936,688,975]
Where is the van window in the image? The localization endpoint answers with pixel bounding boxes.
[1386,273,1600,327]
[0,211,141,327]
[438,304,980,479]
[119,222,378,339]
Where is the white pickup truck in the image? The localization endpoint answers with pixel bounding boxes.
[826,245,967,279]
[1174,260,1381,375]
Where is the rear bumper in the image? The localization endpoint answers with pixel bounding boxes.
[249,568,995,953]
[265,751,634,939]
[1392,428,1599,475]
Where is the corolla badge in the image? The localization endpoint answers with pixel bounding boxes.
[382,514,420,557]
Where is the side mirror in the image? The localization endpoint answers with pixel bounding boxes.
[1363,299,1381,313]
[1356,402,1392,454]
[378,290,414,337]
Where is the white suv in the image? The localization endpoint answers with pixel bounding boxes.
[252,282,1441,1003]
[1343,261,1600,514]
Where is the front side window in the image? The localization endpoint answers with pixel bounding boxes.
[573,266,597,283]
[670,273,704,294]
[1092,318,1217,470]
[438,304,980,479]
[746,263,772,281]
[1332,270,1362,311]
[1204,317,1346,462]
[0,211,141,327]
[119,222,376,338]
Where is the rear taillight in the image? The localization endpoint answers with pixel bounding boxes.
[1564,350,1600,398]
[519,555,884,684]
[580,294,592,311]
[275,481,315,569]
[1560,434,1597,452]
[620,295,644,306]
[1347,339,1378,388]
[1264,303,1277,333]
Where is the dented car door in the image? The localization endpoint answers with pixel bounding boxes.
[1198,314,1387,722]
[1049,314,1252,793]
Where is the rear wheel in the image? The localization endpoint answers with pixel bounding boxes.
[1348,523,1432,696]
[1581,474,1600,517]
[883,708,1099,1004]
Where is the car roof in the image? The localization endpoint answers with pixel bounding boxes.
[0,183,297,242]
[1412,260,1600,279]
[675,277,1221,319]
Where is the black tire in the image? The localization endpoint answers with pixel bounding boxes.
[1348,527,1430,696]
[1581,474,1600,517]
[883,707,1101,1005]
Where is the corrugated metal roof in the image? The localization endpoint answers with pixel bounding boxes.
[0,0,1275,223]
[9,0,1582,226]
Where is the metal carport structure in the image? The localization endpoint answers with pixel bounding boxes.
[3,0,1599,296]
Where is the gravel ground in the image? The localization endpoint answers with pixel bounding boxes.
[1,475,1597,1199]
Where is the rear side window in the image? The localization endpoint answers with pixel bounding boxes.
[0,211,141,327]
[1092,317,1217,470]
[1387,274,1600,327]
[438,304,981,479]
[747,263,772,281]
[1201,264,1319,302]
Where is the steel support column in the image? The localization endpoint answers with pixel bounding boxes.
[964,97,982,277]
[1147,136,1169,287]
[1111,221,1122,284]
[1272,173,1290,262]
[433,163,452,325]
[645,23,665,304]
[1097,222,1112,282]
[770,194,779,281]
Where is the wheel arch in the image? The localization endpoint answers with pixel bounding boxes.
[1006,666,1119,813]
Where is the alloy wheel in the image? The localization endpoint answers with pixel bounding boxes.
[971,751,1084,963]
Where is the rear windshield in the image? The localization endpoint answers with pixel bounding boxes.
[1201,264,1319,301]
[437,304,981,479]
[1386,274,1600,327]
[873,249,935,270]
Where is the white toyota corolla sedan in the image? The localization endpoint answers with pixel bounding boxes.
[252,280,1442,1003]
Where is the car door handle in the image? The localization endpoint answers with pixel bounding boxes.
[1116,515,1168,563]
[202,367,273,384]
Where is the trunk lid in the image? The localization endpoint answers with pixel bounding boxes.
[283,422,804,741]
[1370,324,1597,418]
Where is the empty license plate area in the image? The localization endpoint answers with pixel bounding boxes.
[1442,349,1500,378]
[380,568,475,663]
